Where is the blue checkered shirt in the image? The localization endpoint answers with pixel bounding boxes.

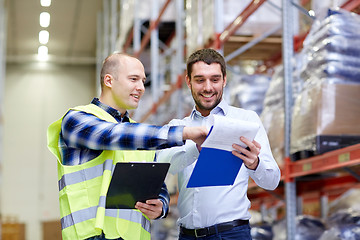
[59,98,184,218]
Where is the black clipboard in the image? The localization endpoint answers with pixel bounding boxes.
[106,162,170,209]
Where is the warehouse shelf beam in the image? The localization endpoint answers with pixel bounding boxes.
[288,144,360,178]
[134,0,172,58]
[110,0,118,53]
[224,24,281,62]
[150,0,160,104]
[343,167,360,182]
[122,27,133,53]
[282,0,297,238]
[140,75,182,123]
[297,175,360,194]
[215,0,267,48]
[290,0,315,20]
[139,24,169,52]
[102,0,110,58]
[341,0,360,11]
[96,12,103,95]
[133,0,141,52]
[265,0,282,12]
[174,0,185,119]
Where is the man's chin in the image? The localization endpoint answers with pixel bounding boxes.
[198,103,216,111]
[127,103,139,110]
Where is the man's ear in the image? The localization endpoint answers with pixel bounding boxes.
[103,74,113,88]
[223,75,227,88]
[185,75,191,89]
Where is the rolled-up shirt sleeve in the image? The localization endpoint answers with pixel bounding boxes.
[247,112,281,190]
[157,183,170,219]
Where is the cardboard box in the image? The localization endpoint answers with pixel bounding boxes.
[291,82,360,155]
[42,220,62,240]
[2,223,25,240]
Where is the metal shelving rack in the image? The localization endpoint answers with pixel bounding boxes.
[96,1,360,239]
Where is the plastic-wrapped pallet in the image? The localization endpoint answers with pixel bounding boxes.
[229,74,271,116]
[251,223,273,240]
[272,215,326,240]
[260,67,286,166]
[290,8,360,159]
[318,189,360,240]
[260,62,303,166]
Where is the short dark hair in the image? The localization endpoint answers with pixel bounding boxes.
[186,48,226,79]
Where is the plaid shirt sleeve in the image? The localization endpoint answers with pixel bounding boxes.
[61,110,185,150]
[157,182,170,219]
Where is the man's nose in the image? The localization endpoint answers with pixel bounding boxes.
[136,81,145,92]
[203,80,212,91]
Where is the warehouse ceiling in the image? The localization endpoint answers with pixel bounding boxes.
[3,0,283,66]
[5,0,102,64]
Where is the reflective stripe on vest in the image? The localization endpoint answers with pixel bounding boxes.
[61,206,151,233]
[59,158,150,233]
[58,159,114,191]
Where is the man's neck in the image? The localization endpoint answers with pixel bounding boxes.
[98,96,127,117]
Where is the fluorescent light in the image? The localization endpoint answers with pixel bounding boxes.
[40,12,50,27]
[38,46,49,61]
[40,0,51,7]
[39,30,49,44]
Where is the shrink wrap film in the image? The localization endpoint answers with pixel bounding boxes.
[290,82,360,154]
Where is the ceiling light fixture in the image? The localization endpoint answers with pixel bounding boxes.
[40,12,50,27]
[38,46,49,61]
[39,30,49,44]
[40,0,51,7]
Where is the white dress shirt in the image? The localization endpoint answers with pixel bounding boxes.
[156,99,280,229]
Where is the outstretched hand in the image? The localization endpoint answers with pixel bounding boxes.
[232,137,261,170]
[183,126,208,147]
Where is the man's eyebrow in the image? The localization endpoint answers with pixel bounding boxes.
[193,74,222,78]
[128,74,142,78]
[193,75,204,78]
[129,74,146,82]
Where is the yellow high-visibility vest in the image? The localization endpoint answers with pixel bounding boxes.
[47,104,155,240]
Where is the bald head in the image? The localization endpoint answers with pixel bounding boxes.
[100,53,141,89]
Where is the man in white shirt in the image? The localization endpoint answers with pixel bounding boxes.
[156,48,280,239]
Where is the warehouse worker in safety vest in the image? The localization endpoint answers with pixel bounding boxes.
[47,53,208,240]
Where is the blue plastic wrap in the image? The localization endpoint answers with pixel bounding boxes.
[229,74,270,115]
[251,223,273,240]
[300,8,360,84]
[290,8,360,154]
[319,209,360,240]
[319,226,360,240]
[273,215,326,240]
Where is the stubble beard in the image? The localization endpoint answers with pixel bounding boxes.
[192,90,222,113]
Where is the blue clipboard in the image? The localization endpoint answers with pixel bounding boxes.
[186,147,243,188]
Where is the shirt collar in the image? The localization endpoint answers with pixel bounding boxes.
[91,98,129,122]
[190,99,229,119]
